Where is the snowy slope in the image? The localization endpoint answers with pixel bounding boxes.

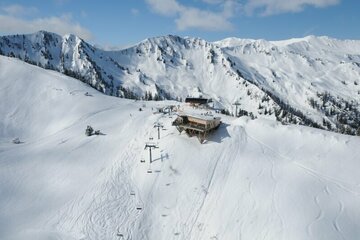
[1,31,360,135]
[1,56,360,240]
[2,31,360,135]
[217,36,360,132]
[0,31,276,113]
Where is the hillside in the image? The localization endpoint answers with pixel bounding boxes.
[1,31,360,135]
[1,56,360,240]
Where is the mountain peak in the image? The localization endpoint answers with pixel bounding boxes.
[1,30,360,136]
[63,33,82,42]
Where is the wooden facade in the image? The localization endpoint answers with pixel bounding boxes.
[172,113,221,143]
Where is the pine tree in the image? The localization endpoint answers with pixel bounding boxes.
[345,126,353,135]
[85,125,94,136]
[357,127,360,136]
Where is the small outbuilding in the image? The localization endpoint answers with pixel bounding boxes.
[185,97,212,108]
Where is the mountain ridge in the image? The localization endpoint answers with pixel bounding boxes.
[1,31,360,135]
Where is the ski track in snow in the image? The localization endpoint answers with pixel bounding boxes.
[333,201,346,240]
[48,110,158,240]
[243,126,360,239]
[0,103,125,157]
[246,130,285,239]
[264,151,285,239]
[187,125,284,240]
[307,192,324,237]
[31,104,125,145]
[294,162,360,198]
[82,140,141,240]
[79,113,164,240]
[2,55,360,239]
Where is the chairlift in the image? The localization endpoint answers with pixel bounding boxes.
[144,143,158,164]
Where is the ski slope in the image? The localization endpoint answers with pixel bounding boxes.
[1,56,360,240]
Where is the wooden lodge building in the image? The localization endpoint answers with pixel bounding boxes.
[172,112,221,143]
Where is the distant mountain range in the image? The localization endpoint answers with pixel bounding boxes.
[1,31,360,135]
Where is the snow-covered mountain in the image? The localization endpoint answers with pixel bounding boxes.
[1,31,360,135]
[1,55,360,240]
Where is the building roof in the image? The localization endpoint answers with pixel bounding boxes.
[178,112,220,122]
[185,97,212,104]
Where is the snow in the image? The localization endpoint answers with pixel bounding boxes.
[2,31,360,134]
[1,56,360,240]
[177,110,219,121]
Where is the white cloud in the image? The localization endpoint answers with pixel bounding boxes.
[131,8,140,16]
[244,0,340,16]
[176,7,233,31]
[222,0,242,18]
[1,4,38,16]
[146,0,182,16]
[146,0,234,31]
[201,0,224,4]
[146,0,340,31]
[0,13,92,40]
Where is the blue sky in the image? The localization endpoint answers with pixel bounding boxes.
[0,0,359,49]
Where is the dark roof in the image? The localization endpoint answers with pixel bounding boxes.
[185,97,212,104]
